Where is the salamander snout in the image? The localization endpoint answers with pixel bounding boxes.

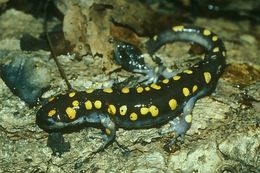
[36,106,58,131]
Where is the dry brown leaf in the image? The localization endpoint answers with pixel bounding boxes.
[63,5,89,57]
[62,0,154,72]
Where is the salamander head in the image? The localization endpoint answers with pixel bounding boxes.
[36,92,100,132]
[36,94,80,131]
[36,103,66,131]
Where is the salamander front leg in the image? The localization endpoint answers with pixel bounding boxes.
[159,96,197,150]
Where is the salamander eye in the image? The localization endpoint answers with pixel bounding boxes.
[45,117,56,126]
[36,106,57,130]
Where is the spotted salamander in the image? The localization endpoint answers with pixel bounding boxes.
[36,25,226,149]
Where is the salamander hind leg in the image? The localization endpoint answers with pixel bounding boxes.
[159,95,197,151]
[96,114,116,152]
[83,112,116,153]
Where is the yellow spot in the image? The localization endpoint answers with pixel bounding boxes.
[145,87,150,91]
[85,100,92,110]
[192,85,198,93]
[213,47,219,52]
[69,92,75,97]
[162,79,169,84]
[121,87,130,93]
[183,70,193,74]
[119,105,127,116]
[86,89,94,93]
[212,36,218,41]
[48,109,56,117]
[105,128,111,135]
[151,83,161,90]
[48,97,55,102]
[140,107,149,115]
[72,100,79,107]
[203,29,211,36]
[173,75,181,80]
[149,105,159,117]
[153,35,158,40]
[222,51,226,57]
[136,87,144,93]
[130,112,138,121]
[103,88,113,93]
[172,25,184,32]
[66,107,76,119]
[185,114,192,123]
[168,99,177,110]
[204,72,211,84]
[108,104,116,115]
[183,87,190,97]
[94,100,102,109]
